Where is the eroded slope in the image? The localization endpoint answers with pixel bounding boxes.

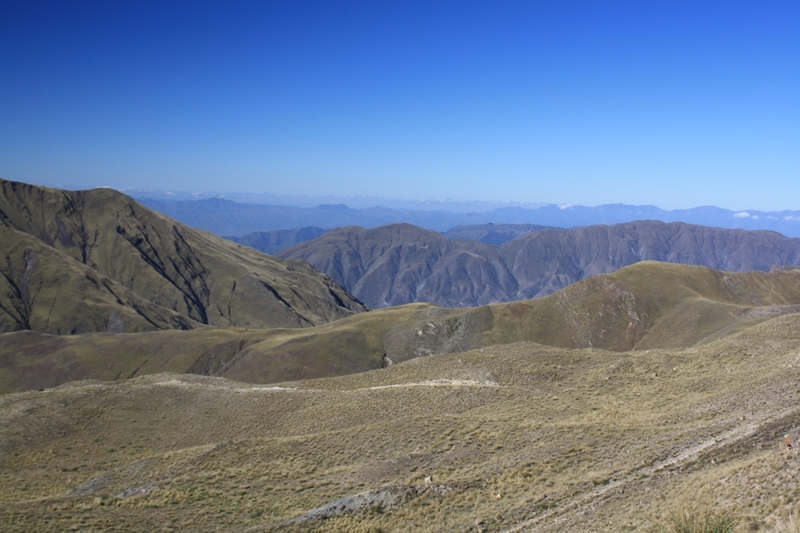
[0,179,367,330]
[280,221,800,308]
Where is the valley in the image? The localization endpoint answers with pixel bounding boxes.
[1,179,799,532]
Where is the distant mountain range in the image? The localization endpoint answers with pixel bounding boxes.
[137,196,800,237]
[0,179,366,334]
[225,223,554,255]
[227,227,329,255]
[279,221,800,308]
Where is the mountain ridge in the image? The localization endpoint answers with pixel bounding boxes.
[3,261,800,394]
[0,179,367,333]
[280,220,800,308]
[136,195,800,237]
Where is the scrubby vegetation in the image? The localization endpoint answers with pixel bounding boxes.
[2,313,800,531]
[651,508,738,533]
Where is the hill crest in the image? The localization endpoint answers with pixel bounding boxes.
[0,179,367,333]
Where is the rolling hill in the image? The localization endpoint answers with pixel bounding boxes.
[3,261,800,394]
[280,221,800,308]
[2,309,799,532]
[0,179,367,333]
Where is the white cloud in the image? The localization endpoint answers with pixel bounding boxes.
[733,212,751,218]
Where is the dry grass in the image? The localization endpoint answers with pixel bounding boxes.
[2,312,800,532]
[650,507,738,533]
[5,261,800,397]
[763,511,800,533]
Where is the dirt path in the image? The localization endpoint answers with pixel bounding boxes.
[500,403,800,533]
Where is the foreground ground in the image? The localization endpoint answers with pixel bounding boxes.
[1,314,800,532]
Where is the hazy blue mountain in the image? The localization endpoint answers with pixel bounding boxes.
[227,227,329,255]
[137,197,800,238]
[280,221,800,308]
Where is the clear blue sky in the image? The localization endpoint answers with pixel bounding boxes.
[1,0,798,210]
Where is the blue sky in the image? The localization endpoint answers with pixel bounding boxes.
[1,0,798,210]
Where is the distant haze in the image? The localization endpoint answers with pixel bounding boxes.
[1,2,798,211]
[135,194,800,238]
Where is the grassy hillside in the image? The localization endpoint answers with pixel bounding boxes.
[0,179,367,331]
[3,262,800,394]
[2,312,799,532]
[0,225,199,335]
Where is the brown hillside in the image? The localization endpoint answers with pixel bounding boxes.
[280,223,517,307]
[280,221,800,308]
[2,312,800,532]
[0,179,367,331]
[3,261,800,394]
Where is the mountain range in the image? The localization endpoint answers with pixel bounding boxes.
[0,179,366,334]
[3,261,800,531]
[4,179,800,531]
[137,195,800,237]
[3,260,800,394]
[226,226,329,255]
[278,221,800,308]
[225,223,554,257]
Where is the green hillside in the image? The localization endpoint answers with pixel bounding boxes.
[3,261,799,394]
[0,179,367,331]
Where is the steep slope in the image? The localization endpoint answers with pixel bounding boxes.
[227,226,328,254]
[0,225,198,335]
[442,222,551,244]
[281,221,800,308]
[506,220,800,299]
[3,312,800,532]
[4,262,800,393]
[280,223,518,307]
[0,179,367,330]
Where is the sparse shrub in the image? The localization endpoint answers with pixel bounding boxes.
[651,507,738,533]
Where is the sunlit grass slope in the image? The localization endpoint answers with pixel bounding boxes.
[3,261,800,393]
[2,312,799,532]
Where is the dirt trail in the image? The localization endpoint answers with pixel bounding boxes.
[367,379,498,390]
[500,403,800,533]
